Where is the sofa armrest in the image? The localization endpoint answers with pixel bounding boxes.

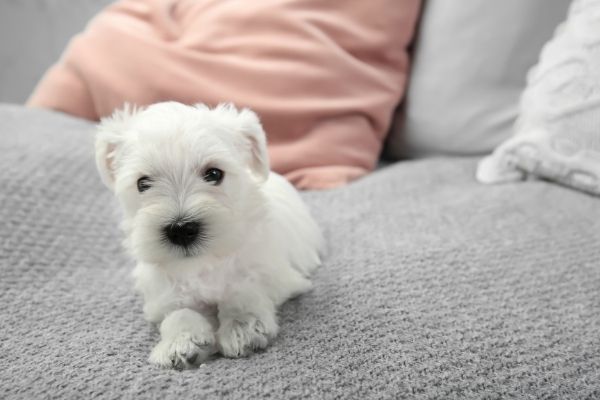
[0,0,114,104]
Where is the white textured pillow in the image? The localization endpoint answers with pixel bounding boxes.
[477,0,600,196]
[385,0,570,158]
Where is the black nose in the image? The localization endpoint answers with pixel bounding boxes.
[163,220,201,247]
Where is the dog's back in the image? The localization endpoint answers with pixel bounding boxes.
[262,172,324,278]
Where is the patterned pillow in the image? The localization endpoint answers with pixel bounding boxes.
[477,0,600,196]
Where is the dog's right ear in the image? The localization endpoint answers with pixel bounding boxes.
[95,105,137,191]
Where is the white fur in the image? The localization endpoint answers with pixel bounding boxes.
[95,102,323,369]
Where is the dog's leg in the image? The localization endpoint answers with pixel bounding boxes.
[149,308,216,369]
[217,288,279,358]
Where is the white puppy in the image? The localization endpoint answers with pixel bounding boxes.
[95,102,323,369]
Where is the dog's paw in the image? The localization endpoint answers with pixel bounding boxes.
[149,332,215,370]
[217,315,278,358]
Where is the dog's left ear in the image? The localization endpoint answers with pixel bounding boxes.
[238,108,270,182]
[95,105,138,191]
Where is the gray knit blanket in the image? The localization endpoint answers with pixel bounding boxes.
[1,105,599,399]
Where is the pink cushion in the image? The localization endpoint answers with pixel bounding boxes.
[28,0,421,189]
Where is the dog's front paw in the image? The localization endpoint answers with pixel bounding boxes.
[149,332,215,370]
[217,315,278,358]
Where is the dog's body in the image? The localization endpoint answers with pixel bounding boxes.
[95,102,323,369]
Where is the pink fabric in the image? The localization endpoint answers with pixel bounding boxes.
[28,0,421,189]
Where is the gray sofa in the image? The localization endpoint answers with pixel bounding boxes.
[2,2,600,399]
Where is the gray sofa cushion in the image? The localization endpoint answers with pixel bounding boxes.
[386,0,570,158]
[1,105,600,399]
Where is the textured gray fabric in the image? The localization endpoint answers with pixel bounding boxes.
[0,0,114,103]
[1,104,600,399]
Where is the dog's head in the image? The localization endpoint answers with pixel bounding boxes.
[95,102,269,265]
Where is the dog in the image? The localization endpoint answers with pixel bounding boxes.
[95,101,323,369]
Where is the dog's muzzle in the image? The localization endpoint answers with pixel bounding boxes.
[163,219,202,248]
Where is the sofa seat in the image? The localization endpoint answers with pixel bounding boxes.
[1,105,599,399]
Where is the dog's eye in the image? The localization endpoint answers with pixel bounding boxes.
[203,168,224,185]
[137,176,152,192]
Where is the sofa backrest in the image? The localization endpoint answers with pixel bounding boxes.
[0,0,114,104]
